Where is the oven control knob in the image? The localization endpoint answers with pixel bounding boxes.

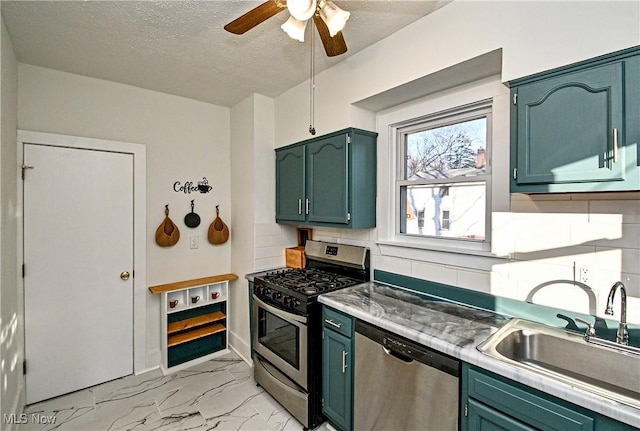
[272,291,282,300]
[292,299,301,307]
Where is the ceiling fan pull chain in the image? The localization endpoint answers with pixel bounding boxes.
[309,16,316,136]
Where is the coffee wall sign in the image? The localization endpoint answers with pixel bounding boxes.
[174,177,212,194]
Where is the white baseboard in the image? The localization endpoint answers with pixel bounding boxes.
[229,344,253,367]
[228,330,251,363]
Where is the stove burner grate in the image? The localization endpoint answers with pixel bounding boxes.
[262,268,359,295]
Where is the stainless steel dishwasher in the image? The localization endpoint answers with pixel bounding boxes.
[353,320,460,430]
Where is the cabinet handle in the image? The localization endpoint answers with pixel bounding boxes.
[342,351,348,373]
[613,128,619,163]
[298,199,302,215]
[305,198,310,215]
[325,319,342,329]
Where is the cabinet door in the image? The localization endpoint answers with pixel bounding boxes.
[307,134,349,224]
[467,399,536,431]
[514,61,624,185]
[466,366,594,431]
[276,146,306,222]
[322,329,352,431]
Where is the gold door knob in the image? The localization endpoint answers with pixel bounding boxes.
[120,271,130,280]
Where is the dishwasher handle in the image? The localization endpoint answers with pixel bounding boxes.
[383,346,414,364]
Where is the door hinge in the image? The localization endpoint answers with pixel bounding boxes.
[513,168,518,180]
[347,213,351,222]
[21,165,34,180]
[346,135,351,144]
[513,93,518,105]
[464,403,468,417]
[23,360,27,375]
[22,264,26,278]
[321,398,324,407]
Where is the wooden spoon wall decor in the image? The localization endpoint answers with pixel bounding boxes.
[208,205,230,245]
[156,204,180,247]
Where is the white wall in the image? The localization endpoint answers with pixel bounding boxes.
[273,1,640,324]
[229,93,298,361]
[0,13,22,429]
[230,95,256,362]
[17,64,231,368]
[275,1,640,145]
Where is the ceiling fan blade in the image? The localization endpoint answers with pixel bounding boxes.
[313,15,347,57]
[224,1,286,35]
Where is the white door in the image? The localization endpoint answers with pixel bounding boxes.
[23,143,134,404]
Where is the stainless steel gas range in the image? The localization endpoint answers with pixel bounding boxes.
[252,240,370,430]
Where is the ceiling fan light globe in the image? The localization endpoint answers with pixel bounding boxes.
[281,16,307,42]
[287,0,317,21]
[320,0,350,37]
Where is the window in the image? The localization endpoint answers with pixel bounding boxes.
[396,101,491,243]
[441,210,451,230]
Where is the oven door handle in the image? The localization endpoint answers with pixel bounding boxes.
[253,294,307,324]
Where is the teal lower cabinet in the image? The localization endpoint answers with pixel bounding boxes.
[322,307,354,431]
[467,398,536,431]
[462,364,638,431]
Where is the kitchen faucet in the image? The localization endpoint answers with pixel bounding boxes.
[604,281,629,345]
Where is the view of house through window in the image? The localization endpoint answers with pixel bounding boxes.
[398,106,491,241]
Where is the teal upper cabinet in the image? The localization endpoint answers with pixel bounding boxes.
[276,128,377,228]
[307,135,349,224]
[276,145,306,222]
[510,46,640,193]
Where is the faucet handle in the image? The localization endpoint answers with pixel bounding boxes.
[575,317,597,341]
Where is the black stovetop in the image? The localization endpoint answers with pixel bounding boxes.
[254,266,366,315]
[260,268,358,295]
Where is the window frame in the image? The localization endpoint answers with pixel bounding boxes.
[393,99,493,248]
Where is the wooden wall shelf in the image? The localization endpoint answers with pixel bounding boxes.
[149,273,236,373]
[168,323,226,347]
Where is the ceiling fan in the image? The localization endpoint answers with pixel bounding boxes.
[224,0,350,57]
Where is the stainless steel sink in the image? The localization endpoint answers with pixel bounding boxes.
[478,319,640,408]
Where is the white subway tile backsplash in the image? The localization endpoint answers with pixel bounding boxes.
[456,268,491,293]
[255,245,284,260]
[256,194,638,323]
[254,222,282,237]
[374,254,412,276]
[587,224,640,249]
[589,199,640,224]
[254,256,285,272]
[511,198,589,214]
[622,273,640,297]
[569,220,624,248]
[411,261,457,286]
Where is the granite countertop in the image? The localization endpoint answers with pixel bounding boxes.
[318,282,640,429]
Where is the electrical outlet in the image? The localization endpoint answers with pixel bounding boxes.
[580,267,588,284]
[189,236,199,249]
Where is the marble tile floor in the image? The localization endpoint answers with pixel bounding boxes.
[19,351,333,431]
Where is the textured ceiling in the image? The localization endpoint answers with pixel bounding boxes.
[1,1,449,107]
